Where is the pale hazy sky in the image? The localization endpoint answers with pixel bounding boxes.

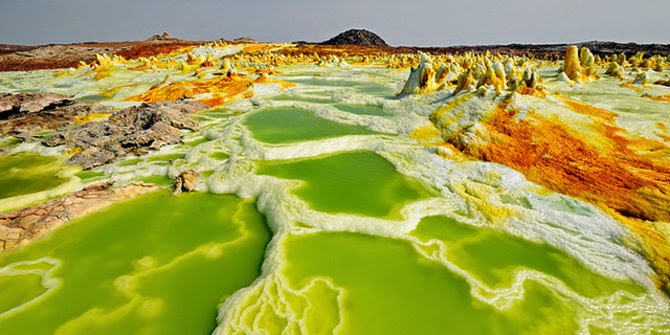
[1,0,669,46]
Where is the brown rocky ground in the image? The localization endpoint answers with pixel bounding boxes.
[0,40,201,71]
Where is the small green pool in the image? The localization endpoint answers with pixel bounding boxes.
[256,150,435,218]
[244,107,375,144]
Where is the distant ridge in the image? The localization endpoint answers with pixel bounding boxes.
[398,41,670,59]
[321,29,388,47]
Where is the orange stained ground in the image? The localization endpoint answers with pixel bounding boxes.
[553,94,617,123]
[127,75,254,107]
[642,93,670,102]
[113,42,201,60]
[465,98,670,292]
[478,100,670,222]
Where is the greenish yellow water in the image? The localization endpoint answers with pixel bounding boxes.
[244,107,374,144]
[117,158,143,167]
[0,191,271,335]
[411,216,644,297]
[0,137,22,149]
[284,232,497,334]
[137,175,174,185]
[277,231,584,335]
[0,152,70,199]
[74,170,105,182]
[209,152,230,160]
[257,151,435,218]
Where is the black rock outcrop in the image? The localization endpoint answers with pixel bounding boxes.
[321,29,388,47]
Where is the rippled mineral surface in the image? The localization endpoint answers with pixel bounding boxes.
[0,42,669,334]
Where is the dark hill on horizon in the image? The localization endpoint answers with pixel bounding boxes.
[320,29,388,47]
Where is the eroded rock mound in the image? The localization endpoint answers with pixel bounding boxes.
[43,99,206,169]
[321,29,388,47]
[147,32,177,42]
[231,37,257,44]
[173,169,198,194]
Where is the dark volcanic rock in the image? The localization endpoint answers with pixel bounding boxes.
[0,92,73,114]
[1,93,204,169]
[321,29,388,47]
[0,44,39,55]
[0,92,114,136]
[43,99,206,169]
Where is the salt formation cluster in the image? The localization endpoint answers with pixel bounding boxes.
[398,52,440,95]
[559,46,599,83]
[398,51,542,97]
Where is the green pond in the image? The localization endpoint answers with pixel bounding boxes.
[234,217,649,335]
[244,107,375,144]
[256,150,435,218]
[0,191,271,335]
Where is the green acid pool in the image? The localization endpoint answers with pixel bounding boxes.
[0,191,271,335]
[256,150,436,218]
[219,227,656,335]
